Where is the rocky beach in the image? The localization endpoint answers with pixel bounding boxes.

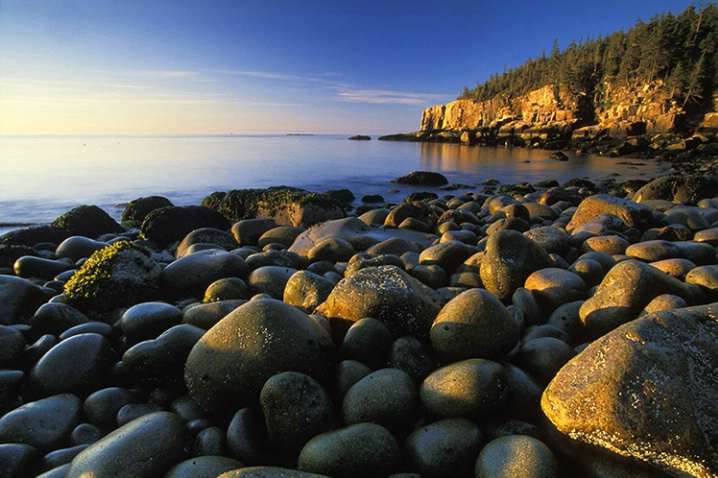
[0,168,718,477]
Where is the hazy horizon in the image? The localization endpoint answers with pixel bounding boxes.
[0,0,700,136]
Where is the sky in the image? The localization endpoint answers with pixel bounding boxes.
[0,0,702,135]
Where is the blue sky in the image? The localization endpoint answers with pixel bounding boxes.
[0,0,700,135]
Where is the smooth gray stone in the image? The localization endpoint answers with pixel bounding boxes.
[65,411,186,478]
[28,333,116,398]
[165,456,244,478]
[120,301,183,343]
[0,394,82,452]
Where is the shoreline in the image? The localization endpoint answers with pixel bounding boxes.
[1,170,717,476]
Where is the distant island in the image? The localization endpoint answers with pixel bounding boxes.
[382,3,718,170]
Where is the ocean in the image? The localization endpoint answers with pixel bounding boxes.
[0,134,668,234]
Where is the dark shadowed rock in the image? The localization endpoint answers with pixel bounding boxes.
[633,175,718,205]
[0,275,55,325]
[0,225,68,247]
[185,299,335,414]
[159,249,249,300]
[480,230,553,302]
[390,171,448,186]
[475,435,558,478]
[140,205,231,247]
[176,227,239,258]
[0,394,82,452]
[203,187,344,227]
[542,303,718,477]
[51,205,124,239]
[65,411,186,478]
[121,196,173,229]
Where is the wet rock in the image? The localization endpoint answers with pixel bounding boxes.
[289,217,436,257]
[83,387,137,427]
[204,277,249,302]
[140,205,230,247]
[120,195,173,229]
[307,237,354,262]
[633,175,718,205]
[344,253,405,276]
[283,270,335,314]
[257,226,306,249]
[523,226,571,256]
[516,337,576,386]
[120,301,183,343]
[430,288,519,361]
[420,358,508,420]
[0,275,55,326]
[0,394,82,452]
[176,227,238,258]
[220,467,332,478]
[28,333,116,398]
[0,325,26,368]
[51,205,124,239]
[297,422,401,478]
[231,218,278,247]
[475,435,558,478]
[182,299,246,330]
[566,194,653,233]
[65,411,186,478]
[121,323,204,379]
[385,201,439,229]
[388,336,436,384]
[639,294,688,316]
[480,230,553,301]
[625,239,680,262]
[29,303,89,339]
[582,235,630,256]
[342,368,418,429]
[159,249,249,300]
[0,443,40,478]
[335,360,372,397]
[404,417,483,478]
[340,317,392,369]
[579,259,696,335]
[390,171,448,186]
[524,268,586,312]
[185,298,334,414]
[165,456,244,478]
[685,264,718,300]
[542,303,718,477]
[14,256,74,280]
[260,371,337,454]
[63,241,162,316]
[247,266,297,299]
[418,240,474,273]
[314,265,441,338]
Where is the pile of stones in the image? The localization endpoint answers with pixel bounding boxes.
[1,174,717,477]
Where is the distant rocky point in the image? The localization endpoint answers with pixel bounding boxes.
[348,135,371,140]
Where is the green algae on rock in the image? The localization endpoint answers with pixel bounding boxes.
[63,241,162,315]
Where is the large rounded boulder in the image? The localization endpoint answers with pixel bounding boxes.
[185,298,335,415]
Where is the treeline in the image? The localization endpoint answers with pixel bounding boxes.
[459,3,717,111]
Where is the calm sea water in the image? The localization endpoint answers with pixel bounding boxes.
[0,134,668,234]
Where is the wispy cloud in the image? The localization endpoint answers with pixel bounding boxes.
[215,69,301,81]
[131,70,202,79]
[333,87,453,105]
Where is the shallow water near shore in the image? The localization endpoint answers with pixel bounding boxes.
[0,134,668,234]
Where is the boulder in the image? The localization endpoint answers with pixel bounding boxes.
[202,187,344,227]
[0,275,55,326]
[63,241,162,315]
[384,201,439,229]
[480,230,553,302]
[633,175,718,206]
[390,171,448,186]
[159,249,249,301]
[65,411,186,478]
[579,260,695,336]
[120,196,173,229]
[289,217,436,257]
[184,298,335,414]
[542,304,718,477]
[51,205,124,239]
[140,206,231,247]
[314,265,441,338]
[566,194,653,232]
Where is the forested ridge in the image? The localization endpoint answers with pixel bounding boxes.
[459,4,718,113]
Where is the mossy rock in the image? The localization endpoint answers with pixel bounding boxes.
[64,241,162,315]
[121,196,173,229]
[202,187,344,227]
[51,205,124,238]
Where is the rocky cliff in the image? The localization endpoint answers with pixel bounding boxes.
[417,79,716,147]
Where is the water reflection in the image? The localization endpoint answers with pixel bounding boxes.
[418,143,668,186]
